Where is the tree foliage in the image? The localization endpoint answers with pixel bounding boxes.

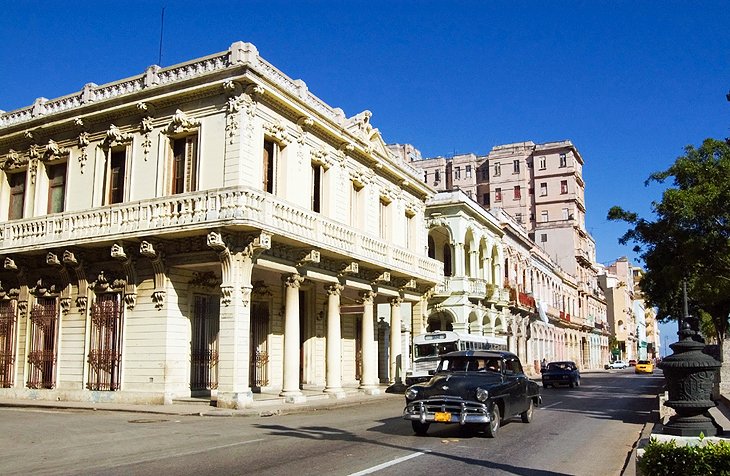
[607,138,730,342]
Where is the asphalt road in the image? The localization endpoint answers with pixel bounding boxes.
[0,369,664,476]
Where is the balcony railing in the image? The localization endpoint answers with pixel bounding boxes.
[0,186,443,282]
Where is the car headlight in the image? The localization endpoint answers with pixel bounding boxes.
[476,387,489,402]
[405,388,419,400]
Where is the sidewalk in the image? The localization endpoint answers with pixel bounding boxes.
[0,386,404,418]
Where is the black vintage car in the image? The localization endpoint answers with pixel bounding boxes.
[541,360,580,388]
[402,350,541,438]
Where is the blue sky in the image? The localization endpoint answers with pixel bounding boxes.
[1,1,728,352]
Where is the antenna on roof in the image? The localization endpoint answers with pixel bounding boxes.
[158,7,166,65]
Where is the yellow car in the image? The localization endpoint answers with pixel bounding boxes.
[635,360,654,374]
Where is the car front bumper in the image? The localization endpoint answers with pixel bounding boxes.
[403,397,492,425]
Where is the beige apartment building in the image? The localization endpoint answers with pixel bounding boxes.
[0,42,443,408]
[598,258,641,362]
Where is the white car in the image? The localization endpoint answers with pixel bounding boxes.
[607,360,628,369]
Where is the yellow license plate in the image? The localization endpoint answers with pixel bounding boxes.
[434,412,451,422]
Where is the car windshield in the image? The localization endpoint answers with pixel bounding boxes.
[438,357,501,373]
[638,360,651,365]
[547,362,574,371]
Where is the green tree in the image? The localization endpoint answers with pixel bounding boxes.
[607,138,730,345]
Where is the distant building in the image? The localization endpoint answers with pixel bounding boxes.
[396,140,609,365]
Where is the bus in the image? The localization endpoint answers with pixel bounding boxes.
[405,331,508,385]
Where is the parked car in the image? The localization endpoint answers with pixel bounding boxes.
[628,359,637,367]
[606,360,628,369]
[402,350,541,438]
[635,360,654,374]
[541,361,580,388]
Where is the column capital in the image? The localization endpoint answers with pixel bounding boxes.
[325,282,344,296]
[390,296,403,307]
[283,273,305,289]
[359,290,377,304]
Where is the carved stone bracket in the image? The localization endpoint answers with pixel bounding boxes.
[4,257,28,319]
[338,261,359,277]
[244,231,272,260]
[296,116,314,146]
[42,140,70,162]
[63,250,87,313]
[296,250,320,268]
[111,243,137,309]
[77,131,90,173]
[310,148,332,170]
[207,231,233,306]
[140,241,166,310]
[46,252,71,315]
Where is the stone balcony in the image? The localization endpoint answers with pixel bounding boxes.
[0,185,443,283]
[433,277,507,304]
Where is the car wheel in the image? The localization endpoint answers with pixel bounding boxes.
[485,403,501,438]
[521,399,534,423]
[411,421,430,436]
[569,380,575,388]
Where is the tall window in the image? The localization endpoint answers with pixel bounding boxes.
[562,208,570,220]
[481,167,488,180]
[559,153,567,167]
[263,139,276,193]
[311,164,323,213]
[107,148,126,204]
[465,165,472,178]
[541,210,549,222]
[434,169,440,183]
[0,300,17,388]
[494,187,502,202]
[482,193,490,205]
[47,163,67,214]
[540,183,548,196]
[350,182,363,227]
[513,160,520,174]
[8,172,26,220]
[493,162,501,176]
[27,297,58,389]
[561,180,568,194]
[513,185,521,200]
[454,167,461,180]
[423,171,428,183]
[539,156,546,169]
[87,293,124,391]
[171,135,198,194]
[379,198,391,239]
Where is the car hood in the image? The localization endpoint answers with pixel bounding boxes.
[414,373,504,399]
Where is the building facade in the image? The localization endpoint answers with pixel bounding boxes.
[393,140,609,369]
[0,42,443,408]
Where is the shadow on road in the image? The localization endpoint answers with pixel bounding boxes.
[254,422,572,476]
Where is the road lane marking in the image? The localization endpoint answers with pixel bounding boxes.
[541,402,563,409]
[349,451,428,475]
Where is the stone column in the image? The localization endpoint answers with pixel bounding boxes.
[217,253,254,409]
[208,231,270,409]
[453,243,465,277]
[359,291,379,394]
[389,297,403,385]
[281,274,305,402]
[324,283,345,397]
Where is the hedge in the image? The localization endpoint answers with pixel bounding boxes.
[638,436,730,476]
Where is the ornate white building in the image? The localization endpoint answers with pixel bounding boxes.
[418,190,609,375]
[0,42,443,408]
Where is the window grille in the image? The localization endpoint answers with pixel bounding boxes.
[27,297,58,389]
[191,295,219,391]
[87,293,123,391]
[0,300,17,388]
[250,301,270,388]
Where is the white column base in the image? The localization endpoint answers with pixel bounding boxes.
[216,391,254,409]
[283,393,307,404]
[324,388,347,399]
[359,387,382,396]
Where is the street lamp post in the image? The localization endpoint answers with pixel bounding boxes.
[659,283,721,436]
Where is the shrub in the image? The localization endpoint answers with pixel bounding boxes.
[638,436,730,476]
